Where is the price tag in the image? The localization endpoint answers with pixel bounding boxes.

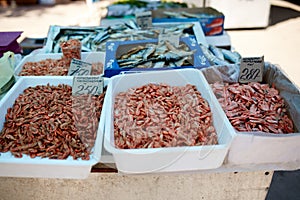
[68,59,92,76]
[135,11,152,29]
[158,33,180,47]
[239,56,264,83]
[72,76,104,96]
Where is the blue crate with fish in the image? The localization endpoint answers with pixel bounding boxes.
[152,7,225,36]
[104,36,211,77]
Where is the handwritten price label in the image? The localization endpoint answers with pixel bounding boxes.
[72,76,104,96]
[135,11,152,29]
[68,59,92,76]
[239,56,264,83]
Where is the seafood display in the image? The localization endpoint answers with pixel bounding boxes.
[116,40,195,69]
[211,82,294,133]
[114,83,218,149]
[60,39,81,66]
[0,84,106,159]
[200,44,241,65]
[19,59,103,76]
[152,7,224,36]
[46,22,197,53]
[18,38,104,76]
[162,11,224,36]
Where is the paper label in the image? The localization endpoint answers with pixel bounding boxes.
[68,59,92,76]
[72,76,104,96]
[239,56,264,83]
[135,11,152,29]
[158,33,180,47]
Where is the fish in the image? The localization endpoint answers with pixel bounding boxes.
[49,22,199,53]
[221,49,242,64]
[209,44,224,60]
[199,44,229,66]
[117,41,195,69]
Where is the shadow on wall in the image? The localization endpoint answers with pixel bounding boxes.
[269,4,300,26]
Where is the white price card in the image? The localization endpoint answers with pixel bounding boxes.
[72,76,104,96]
[158,33,180,47]
[239,56,264,83]
[135,11,152,29]
[68,58,92,76]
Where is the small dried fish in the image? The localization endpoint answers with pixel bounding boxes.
[117,41,195,68]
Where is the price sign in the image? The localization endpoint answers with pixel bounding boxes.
[68,59,92,76]
[158,33,180,47]
[72,76,104,96]
[239,56,264,83]
[135,11,152,29]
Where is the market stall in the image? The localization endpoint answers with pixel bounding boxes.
[0,2,299,199]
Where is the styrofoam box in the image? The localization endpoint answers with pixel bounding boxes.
[205,31,231,49]
[101,19,208,47]
[0,76,108,179]
[228,132,300,166]
[205,0,270,29]
[104,68,235,174]
[14,52,105,78]
[201,64,300,167]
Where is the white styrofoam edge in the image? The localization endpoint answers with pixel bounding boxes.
[205,31,231,47]
[0,76,108,167]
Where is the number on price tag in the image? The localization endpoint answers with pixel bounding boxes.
[135,11,152,29]
[158,33,180,47]
[72,76,104,96]
[68,59,92,76]
[239,56,264,83]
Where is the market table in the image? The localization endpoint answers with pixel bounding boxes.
[0,166,273,200]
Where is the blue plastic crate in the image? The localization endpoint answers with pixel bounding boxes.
[104,36,211,78]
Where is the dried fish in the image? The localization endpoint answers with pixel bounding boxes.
[48,22,196,52]
[116,41,195,68]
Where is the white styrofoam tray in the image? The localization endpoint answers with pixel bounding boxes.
[14,52,105,78]
[0,76,108,179]
[201,64,300,167]
[104,68,235,174]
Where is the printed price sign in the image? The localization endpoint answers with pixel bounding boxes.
[135,11,152,29]
[239,56,264,83]
[158,33,180,47]
[68,59,92,76]
[72,76,104,96]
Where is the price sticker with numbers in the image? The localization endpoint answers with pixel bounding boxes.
[239,56,264,83]
[158,33,180,47]
[68,59,92,76]
[135,11,152,29]
[72,76,104,96]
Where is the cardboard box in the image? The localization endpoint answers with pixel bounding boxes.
[104,69,235,173]
[152,7,225,36]
[205,0,270,28]
[104,37,211,78]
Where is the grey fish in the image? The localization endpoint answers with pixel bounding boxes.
[221,49,241,64]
